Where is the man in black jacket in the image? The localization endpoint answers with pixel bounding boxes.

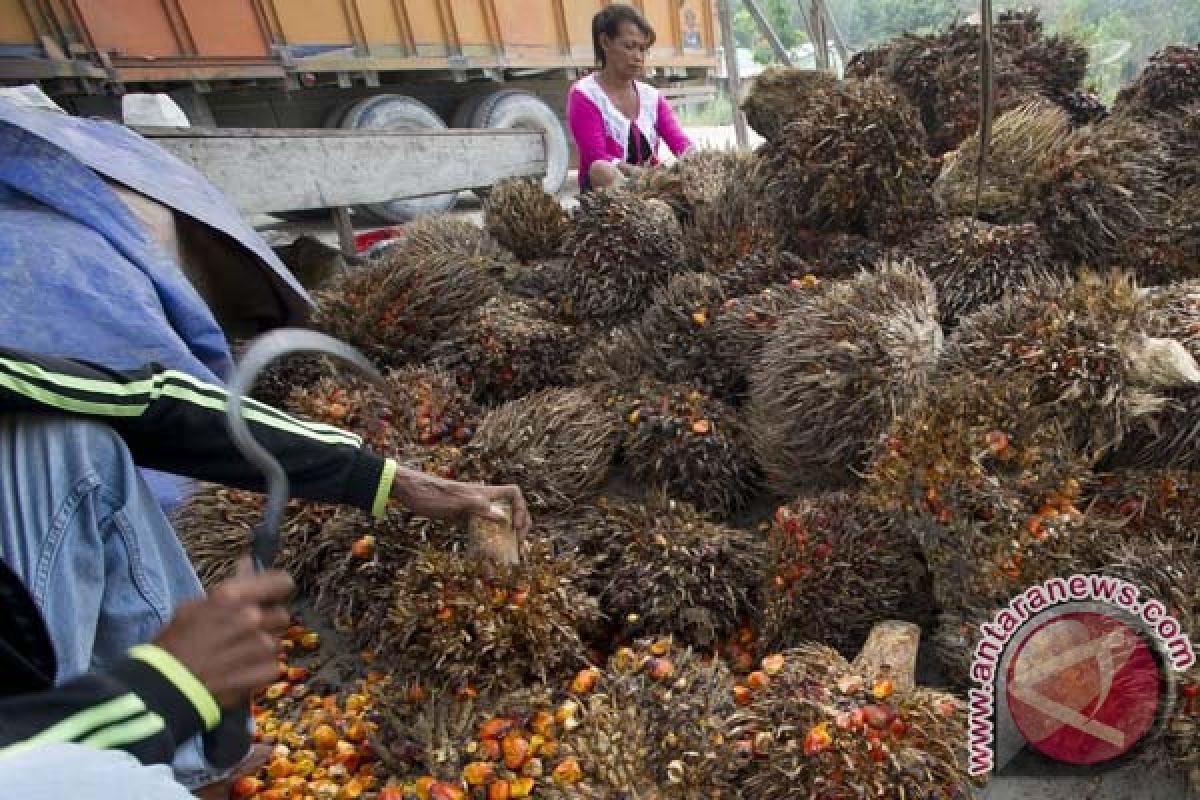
[0,346,530,796]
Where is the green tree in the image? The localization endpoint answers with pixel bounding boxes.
[733,0,806,65]
[826,0,960,48]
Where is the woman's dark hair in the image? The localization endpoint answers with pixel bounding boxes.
[593,4,656,67]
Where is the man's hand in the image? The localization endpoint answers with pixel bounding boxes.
[390,466,532,539]
[153,560,294,708]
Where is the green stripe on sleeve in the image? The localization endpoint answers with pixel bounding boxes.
[0,693,145,756]
[78,712,165,750]
[372,458,398,520]
[128,645,221,732]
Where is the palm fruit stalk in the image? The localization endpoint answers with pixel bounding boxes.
[748,263,943,496]
[1114,45,1200,118]
[901,217,1065,327]
[759,492,930,659]
[483,177,571,263]
[552,494,768,651]
[729,624,976,799]
[312,248,499,368]
[740,67,839,143]
[563,188,686,323]
[173,484,335,589]
[612,380,762,516]
[429,294,586,406]
[383,540,600,697]
[459,388,621,511]
[759,78,934,246]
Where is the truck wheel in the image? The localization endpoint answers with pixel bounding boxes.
[468,90,568,196]
[340,94,459,223]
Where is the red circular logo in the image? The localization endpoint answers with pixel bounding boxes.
[1005,611,1163,765]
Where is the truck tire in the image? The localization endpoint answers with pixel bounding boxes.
[340,94,459,223]
[468,90,569,196]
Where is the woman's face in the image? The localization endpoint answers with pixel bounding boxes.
[602,21,649,80]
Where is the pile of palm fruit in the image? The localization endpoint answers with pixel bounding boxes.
[178,19,1200,798]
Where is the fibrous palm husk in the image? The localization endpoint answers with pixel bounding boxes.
[312,249,499,368]
[564,189,686,322]
[759,492,930,659]
[173,484,335,590]
[1115,45,1200,118]
[748,263,943,496]
[552,494,767,650]
[459,388,621,511]
[760,78,934,246]
[483,177,571,262]
[740,67,839,143]
[728,641,974,799]
[384,540,600,696]
[611,380,762,516]
[901,217,1066,327]
[429,294,586,406]
[286,366,480,454]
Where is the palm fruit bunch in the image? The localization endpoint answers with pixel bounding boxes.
[1048,88,1109,127]
[846,24,1033,157]
[233,343,337,412]
[749,263,943,496]
[459,388,621,511]
[1115,44,1200,118]
[429,294,586,406]
[934,99,1070,223]
[612,380,761,516]
[502,256,572,306]
[901,217,1065,327]
[312,246,499,368]
[759,492,929,659]
[707,249,810,298]
[937,104,1171,266]
[740,66,839,143]
[563,188,686,322]
[286,367,480,457]
[759,77,933,247]
[784,231,885,278]
[173,484,336,589]
[483,177,571,263]
[728,636,974,799]
[545,637,744,798]
[384,539,600,698]
[391,213,514,276]
[997,8,1089,97]
[552,494,768,650]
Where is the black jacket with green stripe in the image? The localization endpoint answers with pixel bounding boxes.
[0,346,397,763]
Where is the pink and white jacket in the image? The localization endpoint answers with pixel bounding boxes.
[567,74,693,188]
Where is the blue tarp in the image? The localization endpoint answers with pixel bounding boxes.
[0,99,311,508]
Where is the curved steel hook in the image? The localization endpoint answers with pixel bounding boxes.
[226,328,386,569]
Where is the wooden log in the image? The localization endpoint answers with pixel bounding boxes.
[468,500,520,567]
[850,620,921,693]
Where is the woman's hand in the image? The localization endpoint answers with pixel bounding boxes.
[390,465,532,539]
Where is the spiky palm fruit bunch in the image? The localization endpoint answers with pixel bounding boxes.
[459,388,621,511]
[173,485,335,589]
[611,380,762,516]
[749,263,943,496]
[568,326,644,389]
[760,78,934,246]
[391,213,515,276]
[740,67,839,143]
[1048,88,1109,127]
[287,367,479,456]
[552,495,768,650]
[429,294,586,406]
[784,231,886,278]
[564,189,686,323]
[545,638,744,799]
[231,343,337,412]
[503,256,572,306]
[484,177,571,262]
[934,99,1071,223]
[759,493,929,659]
[1115,45,1200,118]
[384,540,600,697]
[901,218,1065,327]
[727,644,974,800]
[708,250,809,297]
[313,249,500,368]
[673,150,778,271]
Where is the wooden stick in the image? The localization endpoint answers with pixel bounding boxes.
[716,0,750,150]
[851,620,921,693]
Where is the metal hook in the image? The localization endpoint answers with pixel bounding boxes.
[225,328,387,570]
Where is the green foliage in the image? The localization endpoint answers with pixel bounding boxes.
[826,0,960,47]
[733,0,806,65]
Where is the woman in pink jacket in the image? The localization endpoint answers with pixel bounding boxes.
[567,4,694,191]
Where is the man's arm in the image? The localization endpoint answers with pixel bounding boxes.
[0,347,394,517]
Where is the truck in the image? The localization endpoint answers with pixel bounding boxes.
[0,0,721,221]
